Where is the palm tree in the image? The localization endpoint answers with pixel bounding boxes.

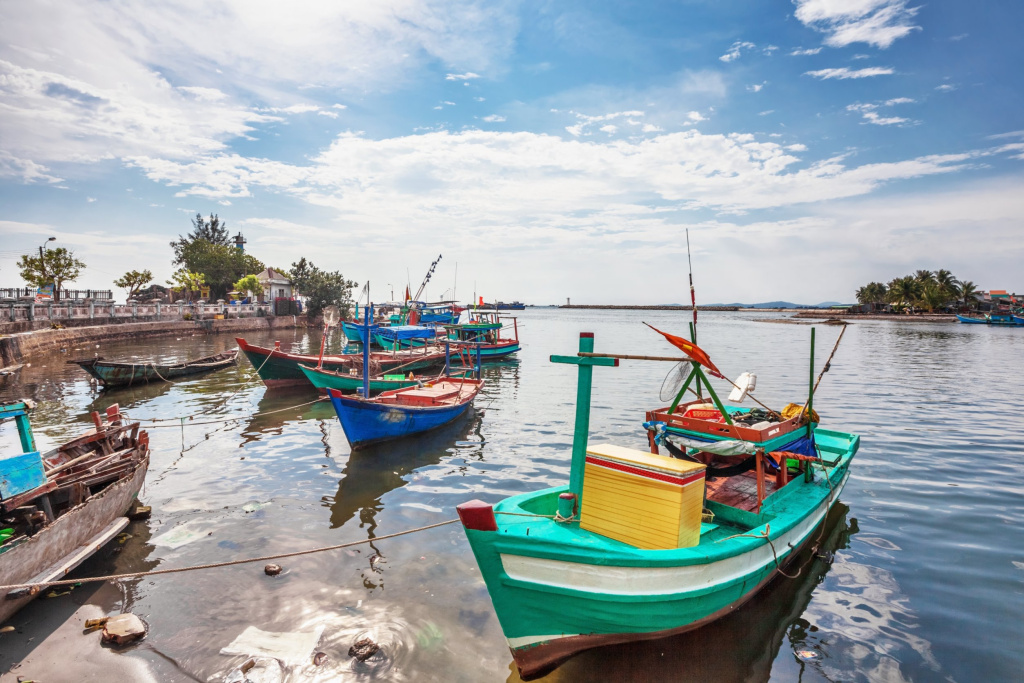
[914,269,936,287]
[866,282,887,305]
[934,269,957,300]
[887,276,921,313]
[957,280,979,311]
[920,283,948,312]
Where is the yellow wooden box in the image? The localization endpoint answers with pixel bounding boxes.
[580,443,707,550]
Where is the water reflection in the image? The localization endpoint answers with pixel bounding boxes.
[524,503,855,683]
[326,410,483,532]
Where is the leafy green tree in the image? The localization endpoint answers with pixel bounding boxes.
[114,269,153,301]
[167,268,206,302]
[171,212,232,265]
[289,258,356,320]
[18,247,85,301]
[233,274,263,301]
[175,240,264,299]
[914,269,935,287]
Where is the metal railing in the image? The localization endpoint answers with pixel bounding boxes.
[2,300,274,324]
[0,287,114,301]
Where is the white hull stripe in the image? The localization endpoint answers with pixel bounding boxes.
[500,474,848,607]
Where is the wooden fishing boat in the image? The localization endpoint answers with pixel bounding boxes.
[326,377,483,448]
[341,320,379,345]
[0,401,149,623]
[445,310,520,361]
[300,363,428,394]
[373,325,438,351]
[235,337,445,388]
[957,313,1024,325]
[70,350,238,387]
[458,330,859,679]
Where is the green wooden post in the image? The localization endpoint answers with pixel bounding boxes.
[15,412,35,453]
[667,363,698,414]
[693,366,734,425]
[550,333,619,508]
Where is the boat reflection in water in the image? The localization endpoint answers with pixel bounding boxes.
[326,409,483,532]
[514,502,856,683]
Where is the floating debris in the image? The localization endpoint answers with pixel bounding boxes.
[101,613,147,645]
[152,522,210,549]
[313,651,328,666]
[221,625,324,666]
[796,650,819,661]
[224,657,283,683]
[264,564,282,576]
[348,637,380,661]
[128,503,152,520]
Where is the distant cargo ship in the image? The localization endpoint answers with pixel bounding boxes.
[487,301,526,310]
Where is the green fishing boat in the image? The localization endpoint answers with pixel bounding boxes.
[299,364,421,393]
[458,329,859,679]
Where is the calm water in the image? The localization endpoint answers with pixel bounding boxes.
[1,310,1022,682]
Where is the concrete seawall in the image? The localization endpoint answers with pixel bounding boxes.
[0,316,305,365]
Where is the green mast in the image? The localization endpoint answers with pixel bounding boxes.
[550,333,618,508]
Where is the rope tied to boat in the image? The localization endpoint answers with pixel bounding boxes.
[0,518,460,593]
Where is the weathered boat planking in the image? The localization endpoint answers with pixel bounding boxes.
[0,401,149,623]
[235,337,446,388]
[445,310,520,361]
[327,377,484,448]
[458,331,859,679]
[70,350,238,387]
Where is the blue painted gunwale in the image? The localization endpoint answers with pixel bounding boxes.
[326,379,482,448]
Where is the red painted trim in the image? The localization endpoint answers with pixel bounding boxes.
[585,456,704,487]
[580,332,594,338]
[457,499,498,531]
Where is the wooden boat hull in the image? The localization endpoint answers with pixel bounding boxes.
[453,341,520,361]
[71,350,238,387]
[0,452,148,623]
[235,338,444,388]
[298,363,419,394]
[342,321,378,344]
[957,314,1024,325]
[327,386,478,448]
[460,429,858,680]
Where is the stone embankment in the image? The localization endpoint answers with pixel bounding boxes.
[0,316,304,366]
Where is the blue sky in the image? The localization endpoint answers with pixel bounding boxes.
[1,0,1022,304]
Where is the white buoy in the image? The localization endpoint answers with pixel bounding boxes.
[728,372,756,402]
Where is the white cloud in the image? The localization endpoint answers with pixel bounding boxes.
[642,124,662,133]
[762,45,779,55]
[805,67,894,79]
[599,124,617,133]
[331,103,347,109]
[935,84,956,92]
[86,196,96,202]
[261,103,321,114]
[789,47,823,56]
[179,86,229,102]
[747,83,766,93]
[787,144,808,151]
[126,128,1014,225]
[482,114,506,122]
[474,96,486,102]
[719,41,756,62]
[759,110,775,116]
[446,72,481,81]
[317,110,339,119]
[793,0,921,49]
[0,151,63,184]
[687,111,707,122]
[847,98,915,126]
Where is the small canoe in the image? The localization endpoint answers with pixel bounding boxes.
[956,314,989,324]
[0,401,149,623]
[327,377,483,448]
[236,338,446,388]
[70,350,238,387]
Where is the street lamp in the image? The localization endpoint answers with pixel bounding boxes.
[38,237,56,288]
[387,283,394,300]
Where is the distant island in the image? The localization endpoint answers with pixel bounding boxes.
[558,301,844,310]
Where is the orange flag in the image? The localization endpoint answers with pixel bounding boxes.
[644,323,724,378]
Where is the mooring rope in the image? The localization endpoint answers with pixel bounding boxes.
[133,397,329,428]
[0,518,460,592]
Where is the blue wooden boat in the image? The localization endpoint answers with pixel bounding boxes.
[957,313,1024,326]
[342,320,378,345]
[327,378,483,448]
[446,310,520,361]
[374,325,438,351]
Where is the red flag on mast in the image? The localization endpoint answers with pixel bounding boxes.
[644,322,724,378]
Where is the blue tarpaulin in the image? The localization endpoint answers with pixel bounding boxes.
[377,325,437,340]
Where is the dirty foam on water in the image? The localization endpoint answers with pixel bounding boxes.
[1,309,1023,682]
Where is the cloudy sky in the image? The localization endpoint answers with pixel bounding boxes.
[1,0,1022,304]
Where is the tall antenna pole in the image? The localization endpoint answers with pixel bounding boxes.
[686,229,697,343]
[453,261,458,304]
